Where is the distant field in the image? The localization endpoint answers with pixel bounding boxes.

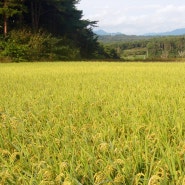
[1,62,185,184]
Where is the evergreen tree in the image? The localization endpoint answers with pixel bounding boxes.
[0,0,118,61]
[0,0,26,36]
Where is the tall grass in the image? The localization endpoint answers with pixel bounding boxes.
[0,62,185,184]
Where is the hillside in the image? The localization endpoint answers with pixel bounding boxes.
[97,34,154,43]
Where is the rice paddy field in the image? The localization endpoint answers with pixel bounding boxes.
[1,62,185,185]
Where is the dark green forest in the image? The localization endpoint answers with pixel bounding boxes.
[0,0,119,62]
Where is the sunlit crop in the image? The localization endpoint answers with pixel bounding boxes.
[0,62,185,184]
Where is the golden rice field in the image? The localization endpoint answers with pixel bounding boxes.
[1,62,185,185]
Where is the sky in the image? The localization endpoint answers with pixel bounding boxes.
[77,0,185,35]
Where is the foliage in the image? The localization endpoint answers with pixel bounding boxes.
[104,35,185,60]
[0,0,119,61]
[0,0,27,36]
[98,34,153,43]
[1,62,185,184]
[0,29,81,61]
[147,37,185,59]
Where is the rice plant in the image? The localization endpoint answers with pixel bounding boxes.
[0,62,185,184]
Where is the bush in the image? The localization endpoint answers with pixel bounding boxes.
[0,29,81,62]
[2,40,28,62]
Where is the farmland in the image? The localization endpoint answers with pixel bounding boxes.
[0,62,185,184]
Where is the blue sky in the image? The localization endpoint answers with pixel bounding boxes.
[77,0,185,35]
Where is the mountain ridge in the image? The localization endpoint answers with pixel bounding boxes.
[144,28,185,36]
[94,28,185,36]
[94,29,124,36]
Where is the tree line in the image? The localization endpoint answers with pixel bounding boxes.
[147,36,185,59]
[105,36,185,60]
[0,0,119,62]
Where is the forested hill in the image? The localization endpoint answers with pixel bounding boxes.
[98,34,155,43]
[0,0,119,62]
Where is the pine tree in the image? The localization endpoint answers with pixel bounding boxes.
[0,0,111,60]
[23,0,99,58]
[0,0,26,36]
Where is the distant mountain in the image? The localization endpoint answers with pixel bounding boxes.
[95,28,185,44]
[95,28,185,37]
[95,28,185,36]
[144,28,185,36]
[94,29,124,36]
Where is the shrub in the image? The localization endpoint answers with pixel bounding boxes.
[0,29,81,62]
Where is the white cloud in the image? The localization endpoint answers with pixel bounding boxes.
[77,0,185,35]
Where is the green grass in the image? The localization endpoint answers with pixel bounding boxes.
[0,62,185,184]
